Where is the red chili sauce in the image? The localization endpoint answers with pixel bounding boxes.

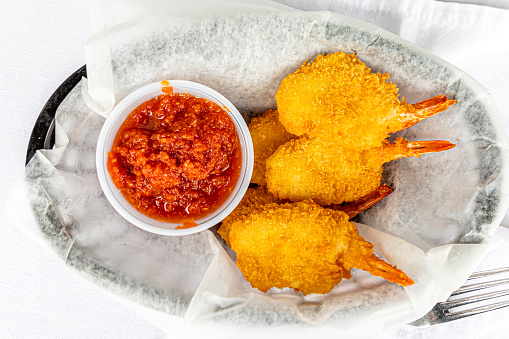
[107,93,241,224]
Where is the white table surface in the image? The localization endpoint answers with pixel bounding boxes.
[2,0,509,338]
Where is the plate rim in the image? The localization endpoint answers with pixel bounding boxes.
[25,65,87,165]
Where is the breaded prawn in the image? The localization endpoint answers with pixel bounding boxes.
[266,137,454,205]
[228,201,413,295]
[248,110,295,185]
[276,52,456,150]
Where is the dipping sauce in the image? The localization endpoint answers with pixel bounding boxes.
[107,93,241,224]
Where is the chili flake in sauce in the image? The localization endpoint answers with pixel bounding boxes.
[107,93,241,223]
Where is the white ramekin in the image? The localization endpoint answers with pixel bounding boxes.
[96,80,253,236]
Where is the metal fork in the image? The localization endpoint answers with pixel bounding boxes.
[409,267,509,326]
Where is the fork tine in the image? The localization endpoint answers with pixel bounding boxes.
[409,267,509,327]
[468,267,509,280]
[440,289,509,310]
[443,300,509,322]
[451,278,509,296]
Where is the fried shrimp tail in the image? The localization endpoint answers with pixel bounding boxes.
[393,95,457,133]
[379,138,456,164]
[332,184,393,218]
[348,252,415,287]
[338,221,414,286]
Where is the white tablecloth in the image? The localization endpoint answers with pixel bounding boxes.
[1,0,509,338]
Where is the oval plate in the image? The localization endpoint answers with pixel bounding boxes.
[25,11,509,332]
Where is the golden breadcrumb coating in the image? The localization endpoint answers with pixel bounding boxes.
[266,137,454,204]
[218,186,281,246]
[228,201,413,295]
[248,110,295,185]
[276,52,455,150]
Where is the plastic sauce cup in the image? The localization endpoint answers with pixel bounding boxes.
[96,80,254,236]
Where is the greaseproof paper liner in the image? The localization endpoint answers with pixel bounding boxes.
[179,226,495,338]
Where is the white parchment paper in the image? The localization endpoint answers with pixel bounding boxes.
[5,0,509,337]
